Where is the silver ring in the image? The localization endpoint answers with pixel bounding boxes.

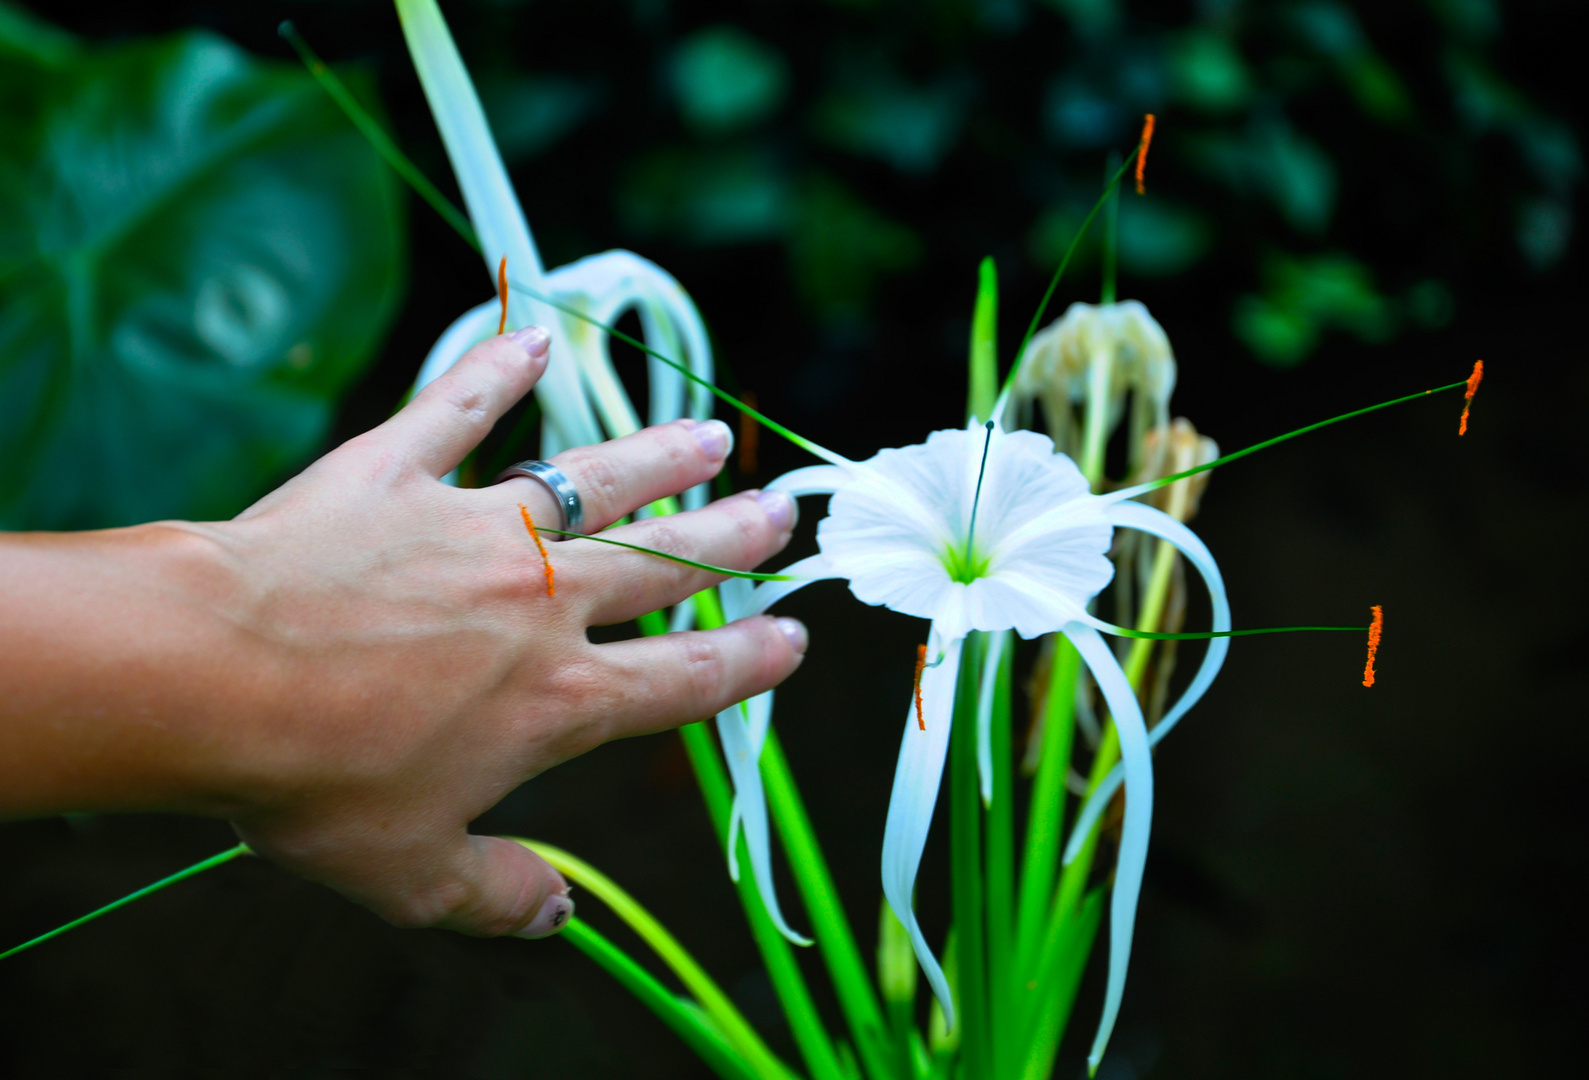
[496,460,584,536]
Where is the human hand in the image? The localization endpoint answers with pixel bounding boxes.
[195,328,804,939]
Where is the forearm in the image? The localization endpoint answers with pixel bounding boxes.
[0,523,272,819]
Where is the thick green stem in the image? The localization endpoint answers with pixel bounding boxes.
[1016,888,1106,1080]
[519,840,796,1080]
[983,634,1016,1080]
[949,637,990,1078]
[560,917,760,1080]
[1013,638,1081,974]
[675,591,846,1080]
[763,732,898,1080]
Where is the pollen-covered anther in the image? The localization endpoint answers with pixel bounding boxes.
[913,645,928,730]
[496,255,510,336]
[1458,359,1484,436]
[1135,113,1155,195]
[1362,605,1383,687]
[518,503,555,597]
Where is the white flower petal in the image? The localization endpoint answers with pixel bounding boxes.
[975,630,1010,807]
[1062,501,1231,867]
[1064,624,1154,1076]
[716,689,810,946]
[738,554,838,617]
[881,629,965,1032]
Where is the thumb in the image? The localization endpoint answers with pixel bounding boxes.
[433,833,575,939]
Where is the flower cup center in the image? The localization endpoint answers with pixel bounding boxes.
[942,540,992,584]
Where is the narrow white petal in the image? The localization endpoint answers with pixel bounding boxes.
[975,630,1009,807]
[740,554,839,616]
[716,690,811,945]
[1063,502,1231,866]
[395,0,601,451]
[767,465,852,498]
[1064,624,1154,1075]
[881,630,965,1032]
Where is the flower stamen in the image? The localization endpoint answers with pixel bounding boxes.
[1135,113,1155,195]
[1362,605,1383,687]
[914,645,928,730]
[496,255,510,335]
[1458,360,1484,436]
[518,503,555,596]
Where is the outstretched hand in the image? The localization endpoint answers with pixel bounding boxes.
[0,328,806,941]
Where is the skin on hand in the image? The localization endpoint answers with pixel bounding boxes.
[0,328,806,941]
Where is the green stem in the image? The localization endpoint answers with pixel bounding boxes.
[518,840,797,1080]
[1100,153,1120,306]
[763,732,898,1080]
[560,917,760,1080]
[968,257,998,423]
[675,592,848,1080]
[1013,638,1081,977]
[0,843,249,961]
[1017,888,1106,1080]
[949,637,989,1078]
[984,633,1016,1080]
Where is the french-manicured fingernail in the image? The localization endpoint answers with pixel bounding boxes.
[775,617,808,655]
[509,325,551,360]
[688,419,733,461]
[756,489,796,531]
[516,889,574,939]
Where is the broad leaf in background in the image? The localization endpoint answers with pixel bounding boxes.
[0,7,403,529]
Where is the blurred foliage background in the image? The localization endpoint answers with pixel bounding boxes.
[1,1,1583,1077]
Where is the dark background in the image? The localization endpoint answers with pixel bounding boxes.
[1,1,1583,1077]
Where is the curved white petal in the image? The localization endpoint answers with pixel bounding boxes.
[717,688,811,945]
[1064,623,1154,1076]
[739,554,839,616]
[1062,502,1230,866]
[767,465,854,499]
[396,0,600,452]
[881,628,965,1032]
[975,630,1009,807]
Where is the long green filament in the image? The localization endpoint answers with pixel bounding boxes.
[1115,379,1472,499]
[957,420,997,582]
[278,23,480,252]
[0,843,249,961]
[506,275,849,468]
[535,526,799,581]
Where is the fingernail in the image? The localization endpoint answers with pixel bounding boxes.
[516,889,574,939]
[775,617,808,655]
[755,489,796,532]
[509,325,551,360]
[688,419,733,461]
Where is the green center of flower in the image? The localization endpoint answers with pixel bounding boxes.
[945,420,997,584]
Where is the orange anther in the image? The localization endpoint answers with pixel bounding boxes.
[497,255,510,336]
[1361,605,1383,688]
[913,645,928,730]
[1458,359,1484,436]
[518,503,555,597]
[1135,114,1156,195]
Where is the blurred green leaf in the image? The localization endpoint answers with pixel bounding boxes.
[1233,252,1395,366]
[0,18,403,529]
[1169,29,1253,114]
[814,63,971,174]
[480,73,602,162]
[670,26,788,137]
[1117,197,1213,277]
[787,175,920,321]
[621,147,792,245]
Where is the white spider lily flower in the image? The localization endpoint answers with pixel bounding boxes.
[727,419,1229,1066]
[398,0,713,467]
